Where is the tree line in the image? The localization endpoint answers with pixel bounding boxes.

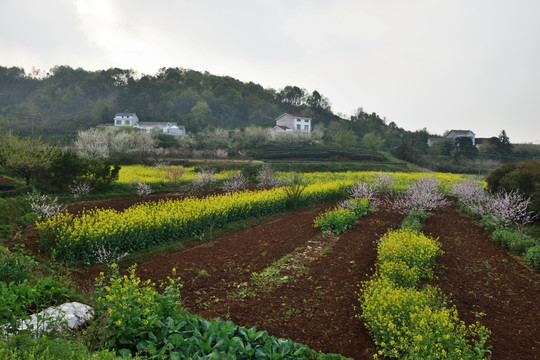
[1,65,537,173]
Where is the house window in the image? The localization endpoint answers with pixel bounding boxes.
[304,119,309,123]
[304,125,309,131]
[296,124,301,130]
[115,120,121,125]
[124,120,130,125]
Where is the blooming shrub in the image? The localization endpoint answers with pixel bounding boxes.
[349,181,380,208]
[257,165,281,188]
[388,177,448,214]
[164,166,186,185]
[69,179,93,200]
[216,149,228,158]
[192,168,217,188]
[453,179,534,226]
[26,193,66,219]
[222,173,248,193]
[373,171,395,194]
[134,182,152,197]
[90,264,182,354]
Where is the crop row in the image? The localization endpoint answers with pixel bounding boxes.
[37,181,353,264]
[358,229,491,359]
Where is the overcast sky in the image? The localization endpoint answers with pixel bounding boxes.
[1,0,539,143]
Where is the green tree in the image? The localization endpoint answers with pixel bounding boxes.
[332,129,358,147]
[0,133,58,185]
[497,130,512,156]
[454,137,478,159]
[428,140,455,156]
[40,150,88,191]
[188,101,214,131]
[361,132,385,151]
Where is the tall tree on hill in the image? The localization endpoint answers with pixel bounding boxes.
[188,101,214,131]
[498,130,512,156]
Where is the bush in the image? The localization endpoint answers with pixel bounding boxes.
[86,159,120,185]
[491,228,517,247]
[524,245,540,272]
[486,161,540,216]
[0,246,36,284]
[0,197,32,225]
[39,151,88,192]
[492,228,538,255]
[313,199,369,235]
[313,207,359,235]
[0,277,70,334]
[401,209,427,232]
[0,335,121,360]
[479,214,506,232]
[0,225,12,243]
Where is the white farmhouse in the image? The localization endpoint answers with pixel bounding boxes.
[273,113,311,133]
[114,112,139,127]
[443,130,475,145]
[113,112,185,136]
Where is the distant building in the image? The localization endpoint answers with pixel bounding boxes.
[443,130,475,145]
[113,112,185,135]
[114,112,139,127]
[273,113,311,133]
[428,129,476,147]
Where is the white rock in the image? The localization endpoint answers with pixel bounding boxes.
[16,302,93,335]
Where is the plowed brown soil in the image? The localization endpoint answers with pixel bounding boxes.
[15,193,540,359]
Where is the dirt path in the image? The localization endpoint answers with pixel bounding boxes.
[424,200,540,360]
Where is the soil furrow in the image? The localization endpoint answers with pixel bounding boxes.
[424,199,540,360]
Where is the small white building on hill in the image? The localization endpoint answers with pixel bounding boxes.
[273,113,311,133]
[113,112,185,135]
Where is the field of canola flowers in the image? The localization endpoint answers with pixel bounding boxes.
[37,167,475,265]
[118,165,476,192]
[117,164,236,184]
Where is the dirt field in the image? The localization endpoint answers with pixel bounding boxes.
[17,193,540,359]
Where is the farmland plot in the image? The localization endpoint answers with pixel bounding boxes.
[95,197,538,359]
[22,185,540,359]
